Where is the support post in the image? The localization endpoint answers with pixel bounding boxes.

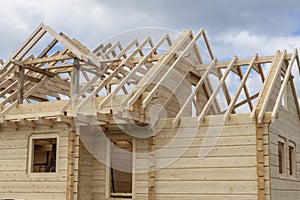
[148,136,155,200]
[71,59,80,98]
[17,65,25,105]
[66,130,76,200]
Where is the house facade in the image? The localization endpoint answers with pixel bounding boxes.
[0,24,299,200]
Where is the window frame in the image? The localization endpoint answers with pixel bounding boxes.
[105,138,136,199]
[28,133,59,176]
[278,136,286,176]
[288,141,296,177]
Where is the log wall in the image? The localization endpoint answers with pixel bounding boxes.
[268,82,300,200]
[0,123,70,200]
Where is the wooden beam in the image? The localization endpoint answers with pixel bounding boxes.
[202,31,215,60]
[197,53,294,70]
[3,120,19,129]
[272,49,298,120]
[234,93,259,110]
[223,54,258,122]
[172,59,217,127]
[289,78,300,120]
[142,29,205,108]
[0,76,51,115]
[237,66,253,111]
[257,63,265,82]
[150,70,191,128]
[60,39,137,112]
[98,34,170,110]
[104,42,121,57]
[71,59,80,98]
[121,30,193,109]
[97,112,111,123]
[12,59,56,77]
[14,71,41,83]
[36,117,54,126]
[198,56,237,122]
[77,38,148,111]
[0,79,18,99]
[24,54,74,65]
[148,136,155,200]
[216,67,232,113]
[57,115,74,125]
[37,38,58,58]
[17,65,25,104]
[35,86,61,99]
[24,65,56,77]
[256,50,286,123]
[18,119,36,127]
[0,24,46,74]
[42,24,108,73]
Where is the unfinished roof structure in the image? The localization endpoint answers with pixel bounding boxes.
[0,23,300,200]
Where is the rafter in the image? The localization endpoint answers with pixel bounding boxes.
[172,59,217,127]
[254,50,286,123]
[0,23,299,130]
[198,56,237,123]
[272,49,298,120]
[98,34,171,110]
[121,30,194,109]
[223,54,258,122]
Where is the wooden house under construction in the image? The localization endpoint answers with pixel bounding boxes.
[0,24,300,200]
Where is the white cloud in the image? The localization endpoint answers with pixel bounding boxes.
[1,0,300,60]
[210,31,300,112]
[0,0,163,59]
[212,31,300,59]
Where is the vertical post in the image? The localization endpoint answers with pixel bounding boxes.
[256,125,265,200]
[132,138,136,199]
[105,139,111,198]
[73,129,80,200]
[66,130,76,200]
[71,59,80,98]
[148,136,155,200]
[17,65,25,105]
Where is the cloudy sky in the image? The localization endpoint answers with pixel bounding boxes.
[1,0,300,60]
[1,0,300,104]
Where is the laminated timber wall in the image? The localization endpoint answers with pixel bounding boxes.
[0,123,71,200]
[0,100,78,200]
[75,132,151,200]
[266,81,300,200]
[152,115,258,200]
[74,114,259,200]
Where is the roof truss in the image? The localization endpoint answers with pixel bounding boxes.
[0,24,299,129]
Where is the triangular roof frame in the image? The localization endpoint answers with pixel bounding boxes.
[0,24,299,129]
